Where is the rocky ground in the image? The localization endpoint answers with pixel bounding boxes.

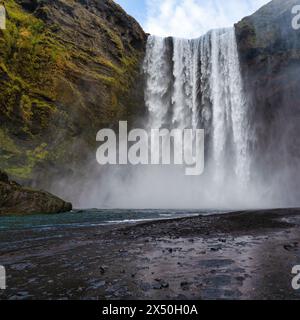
[0,208,300,300]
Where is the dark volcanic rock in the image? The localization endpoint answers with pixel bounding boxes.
[235,0,300,205]
[0,170,9,183]
[0,170,72,215]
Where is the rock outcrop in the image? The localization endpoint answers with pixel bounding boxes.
[0,169,72,215]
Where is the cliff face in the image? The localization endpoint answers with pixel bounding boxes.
[0,0,146,186]
[235,0,300,204]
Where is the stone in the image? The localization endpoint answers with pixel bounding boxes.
[0,171,72,215]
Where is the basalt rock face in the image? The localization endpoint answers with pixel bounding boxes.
[235,0,300,205]
[0,170,72,215]
[0,0,147,187]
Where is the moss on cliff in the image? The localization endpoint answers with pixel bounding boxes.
[0,0,146,183]
[0,0,66,179]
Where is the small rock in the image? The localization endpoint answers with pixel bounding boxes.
[100,265,108,274]
[235,276,245,282]
[180,281,191,291]
[210,246,222,252]
[140,282,151,292]
[283,242,298,252]
[153,279,169,289]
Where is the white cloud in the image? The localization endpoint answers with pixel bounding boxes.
[145,0,270,38]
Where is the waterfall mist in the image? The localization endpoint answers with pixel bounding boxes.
[68,28,298,209]
[72,27,281,210]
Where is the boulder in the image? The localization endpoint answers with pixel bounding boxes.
[0,170,72,215]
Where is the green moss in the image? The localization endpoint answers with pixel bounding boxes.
[0,0,145,182]
[6,166,33,179]
[27,143,49,162]
[0,0,67,157]
[0,1,64,179]
[100,21,124,54]
[96,56,123,75]
[0,128,21,155]
[5,143,49,179]
[0,0,66,96]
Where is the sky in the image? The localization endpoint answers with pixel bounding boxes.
[115,0,271,38]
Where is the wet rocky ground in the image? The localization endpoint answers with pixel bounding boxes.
[1,208,300,300]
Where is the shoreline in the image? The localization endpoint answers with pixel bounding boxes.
[0,208,300,300]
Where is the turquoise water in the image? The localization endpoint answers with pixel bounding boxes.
[0,209,223,231]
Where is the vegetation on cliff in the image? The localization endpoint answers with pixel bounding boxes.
[0,0,146,184]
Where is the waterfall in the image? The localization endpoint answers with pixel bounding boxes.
[144,28,251,193]
[80,28,266,209]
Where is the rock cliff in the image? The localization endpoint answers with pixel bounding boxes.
[235,0,300,204]
[0,0,146,185]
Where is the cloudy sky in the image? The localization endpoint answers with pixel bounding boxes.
[115,0,270,38]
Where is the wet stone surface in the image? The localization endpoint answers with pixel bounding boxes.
[0,209,300,300]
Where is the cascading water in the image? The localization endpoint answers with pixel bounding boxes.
[79,27,267,209]
[143,28,251,199]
